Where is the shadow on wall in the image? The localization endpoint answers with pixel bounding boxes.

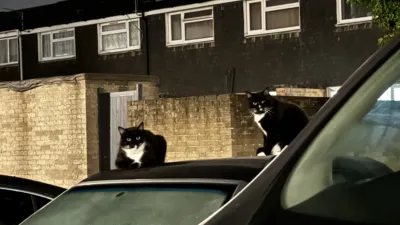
[128,94,329,162]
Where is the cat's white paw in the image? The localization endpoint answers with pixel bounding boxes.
[257,152,267,156]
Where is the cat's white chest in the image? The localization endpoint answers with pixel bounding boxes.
[254,113,267,137]
[122,143,146,166]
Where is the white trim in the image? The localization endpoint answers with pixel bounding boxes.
[336,0,372,25]
[0,30,19,39]
[146,0,240,16]
[0,36,19,66]
[17,0,238,37]
[97,18,141,54]
[166,7,214,47]
[38,28,76,62]
[244,0,301,38]
[0,187,54,200]
[21,13,142,35]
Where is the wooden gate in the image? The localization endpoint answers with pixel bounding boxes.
[98,84,142,171]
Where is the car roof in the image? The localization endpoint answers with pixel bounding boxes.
[81,156,274,184]
[0,174,66,199]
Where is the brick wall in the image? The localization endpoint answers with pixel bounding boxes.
[0,73,158,188]
[128,94,329,162]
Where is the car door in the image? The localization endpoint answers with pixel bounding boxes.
[201,35,400,225]
[0,188,52,225]
[253,38,400,224]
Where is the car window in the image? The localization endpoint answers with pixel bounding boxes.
[20,186,230,225]
[0,189,35,225]
[280,46,400,224]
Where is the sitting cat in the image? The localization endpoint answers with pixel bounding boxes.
[115,122,167,169]
[246,87,309,156]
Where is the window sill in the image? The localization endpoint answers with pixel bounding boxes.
[98,48,141,56]
[166,38,214,48]
[244,29,300,43]
[334,20,373,33]
[0,62,18,68]
[336,19,372,27]
[166,41,215,50]
[39,55,76,63]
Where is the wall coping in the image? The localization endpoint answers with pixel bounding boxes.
[0,73,159,92]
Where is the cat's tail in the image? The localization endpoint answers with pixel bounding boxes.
[155,135,167,165]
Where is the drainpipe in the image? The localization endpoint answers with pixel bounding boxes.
[142,12,150,76]
[18,30,23,81]
[18,11,24,81]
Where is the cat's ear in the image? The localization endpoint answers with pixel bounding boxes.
[118,126,126,135]
[263,87,270,96]
[245,91,252,98]
[138,122,144,131]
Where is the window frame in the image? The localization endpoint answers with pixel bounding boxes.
[97,19,141,55]
[165,7,215,47]
[244,0,301,37]
[0,33,19,66]
[38,28,76,62]
[336,0,372,25]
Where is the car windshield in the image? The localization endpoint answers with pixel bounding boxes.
[20,185,229,225]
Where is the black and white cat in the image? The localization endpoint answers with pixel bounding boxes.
[115,122,167,169]
[246,88,309,156]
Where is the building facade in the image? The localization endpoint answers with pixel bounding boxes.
[0,0,382,97]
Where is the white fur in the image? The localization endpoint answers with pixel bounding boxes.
[257,152,266,156]
[271,144,282,156]
[253,113,267,137]
[271,144,288,156]
[122,142,146,167]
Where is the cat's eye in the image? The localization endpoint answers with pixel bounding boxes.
[126,138,131,142]
[261,101,265,103]
[253,102,257,105]
[136,137,141,140]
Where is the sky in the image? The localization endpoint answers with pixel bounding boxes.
[0,0,65,11]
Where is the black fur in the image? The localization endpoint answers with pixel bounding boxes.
[115,122,167,169]
[246,88,309,156]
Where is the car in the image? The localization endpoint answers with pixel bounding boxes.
[0,175,65,225]
[20,34,400,225]
[17,157,275,225]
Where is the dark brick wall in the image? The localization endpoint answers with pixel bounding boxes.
[0,65,19,81]
[20,22,148,80]
[0,0,383,96]
[150,0,382,97]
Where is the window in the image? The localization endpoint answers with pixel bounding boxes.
[337,0,372,24]
[0,189,35,224]
[38,29,76,61]
[281,47,400,224]
[245,0,300,36]
[0,37,18,66]
[166,7,214,46]
[98,19,141,54]
[21,186,230,225]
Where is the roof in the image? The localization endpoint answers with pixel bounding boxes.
[0,174,66,198]
[0,0,214,32]
[82,156,274,183]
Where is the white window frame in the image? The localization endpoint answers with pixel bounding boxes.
[244,0,300,37]
[166,7,214,47]
[336,0,372,25]
[38,28,76,62]
[97,19,141,54]
[0,35,19,66]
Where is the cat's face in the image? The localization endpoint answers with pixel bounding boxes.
[246,88,277,114]
[118,122,145,149]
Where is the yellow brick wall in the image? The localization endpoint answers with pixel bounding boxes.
[129,95,233,161]
[0,74,159,188]
[0,81,87,188]
[128,94,328,162]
